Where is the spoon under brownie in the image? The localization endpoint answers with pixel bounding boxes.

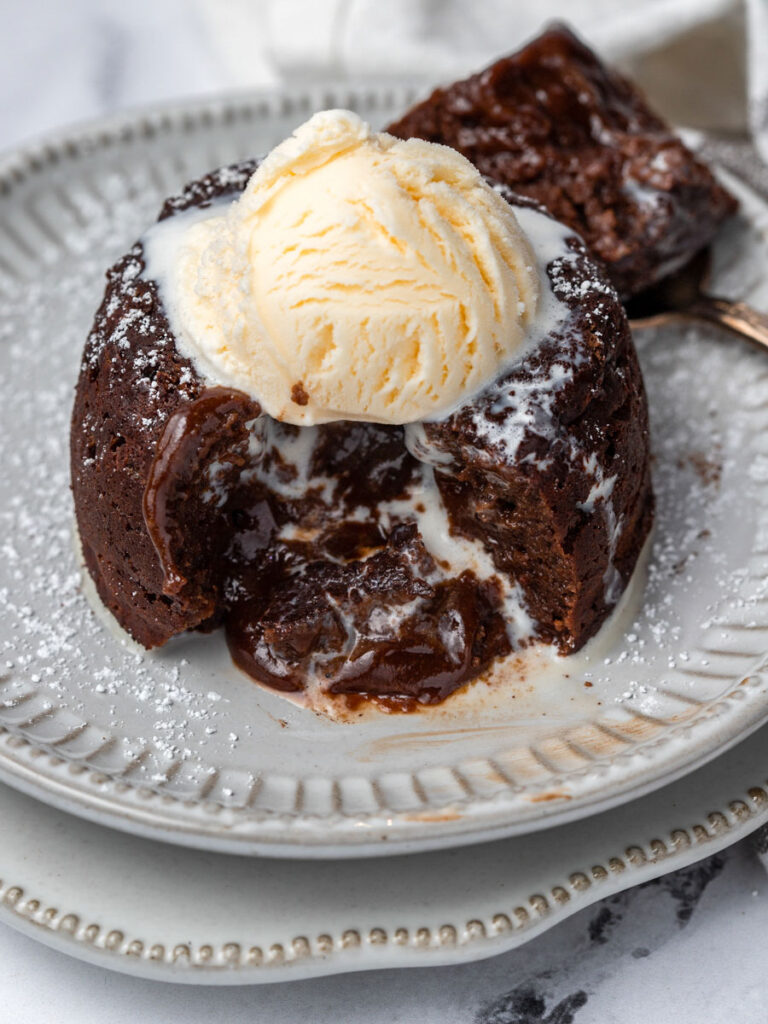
[626,248,768,350]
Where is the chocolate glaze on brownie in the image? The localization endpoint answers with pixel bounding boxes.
[387,25,737,300]
[71,157,653,704]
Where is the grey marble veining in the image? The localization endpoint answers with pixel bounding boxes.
[1,838,766,1023]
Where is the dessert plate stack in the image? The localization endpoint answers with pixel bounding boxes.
[1,86,768,983]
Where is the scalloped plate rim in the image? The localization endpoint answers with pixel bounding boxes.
[1,90,768,857]
[0,722,766,984]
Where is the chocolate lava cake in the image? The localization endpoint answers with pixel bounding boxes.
[71,157,653,705]
[387,25,737,300]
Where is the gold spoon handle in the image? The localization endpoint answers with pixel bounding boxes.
[686,296,768,352]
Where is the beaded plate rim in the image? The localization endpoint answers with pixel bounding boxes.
[0,734,765,984]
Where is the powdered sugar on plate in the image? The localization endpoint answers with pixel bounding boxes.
[0,113,768,851]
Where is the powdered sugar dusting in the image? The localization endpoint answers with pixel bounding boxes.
[0,174,246,778]
[1,132,768,821]
[408,201,631,604]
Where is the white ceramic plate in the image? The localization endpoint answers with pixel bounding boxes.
[1,89,768,857]
[0,719,766,984]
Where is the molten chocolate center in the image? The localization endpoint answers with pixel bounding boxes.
[143,388,511,703]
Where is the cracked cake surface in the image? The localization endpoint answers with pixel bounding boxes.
[386,24,737,300]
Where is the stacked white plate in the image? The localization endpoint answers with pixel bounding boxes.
[1,85,767,983]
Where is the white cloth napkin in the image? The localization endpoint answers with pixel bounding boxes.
[196,0,768,160]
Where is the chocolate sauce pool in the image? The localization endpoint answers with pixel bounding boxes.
[143,388,511,703]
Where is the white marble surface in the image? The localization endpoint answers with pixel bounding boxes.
[2,2,768,1020]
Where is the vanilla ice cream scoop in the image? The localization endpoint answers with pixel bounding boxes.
[162,110,541,425]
